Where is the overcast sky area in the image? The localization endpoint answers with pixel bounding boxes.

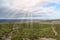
[0,0,60,20]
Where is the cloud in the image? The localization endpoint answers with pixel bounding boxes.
[0,0,53,12]
[0,0,60,20]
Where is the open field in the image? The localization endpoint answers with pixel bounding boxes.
[0,21,60,40]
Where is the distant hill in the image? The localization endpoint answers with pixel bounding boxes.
[0,19,60,23]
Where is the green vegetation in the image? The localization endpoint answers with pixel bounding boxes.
[0,23,60,40]
[0,24,14,40]
[55,24,60,40]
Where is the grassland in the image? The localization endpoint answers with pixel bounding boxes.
[0,22,60,40]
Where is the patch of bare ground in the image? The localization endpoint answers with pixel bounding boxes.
[38,38,56,40]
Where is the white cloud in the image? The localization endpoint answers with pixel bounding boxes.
[0,0,60,19]
[1,0,53,12]
[53,0,60,4]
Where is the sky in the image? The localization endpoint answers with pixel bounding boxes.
[0,0,60,20]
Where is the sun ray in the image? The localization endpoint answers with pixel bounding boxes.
[0,0,55,19]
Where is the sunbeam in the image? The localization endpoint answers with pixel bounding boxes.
[0,0,60,20]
